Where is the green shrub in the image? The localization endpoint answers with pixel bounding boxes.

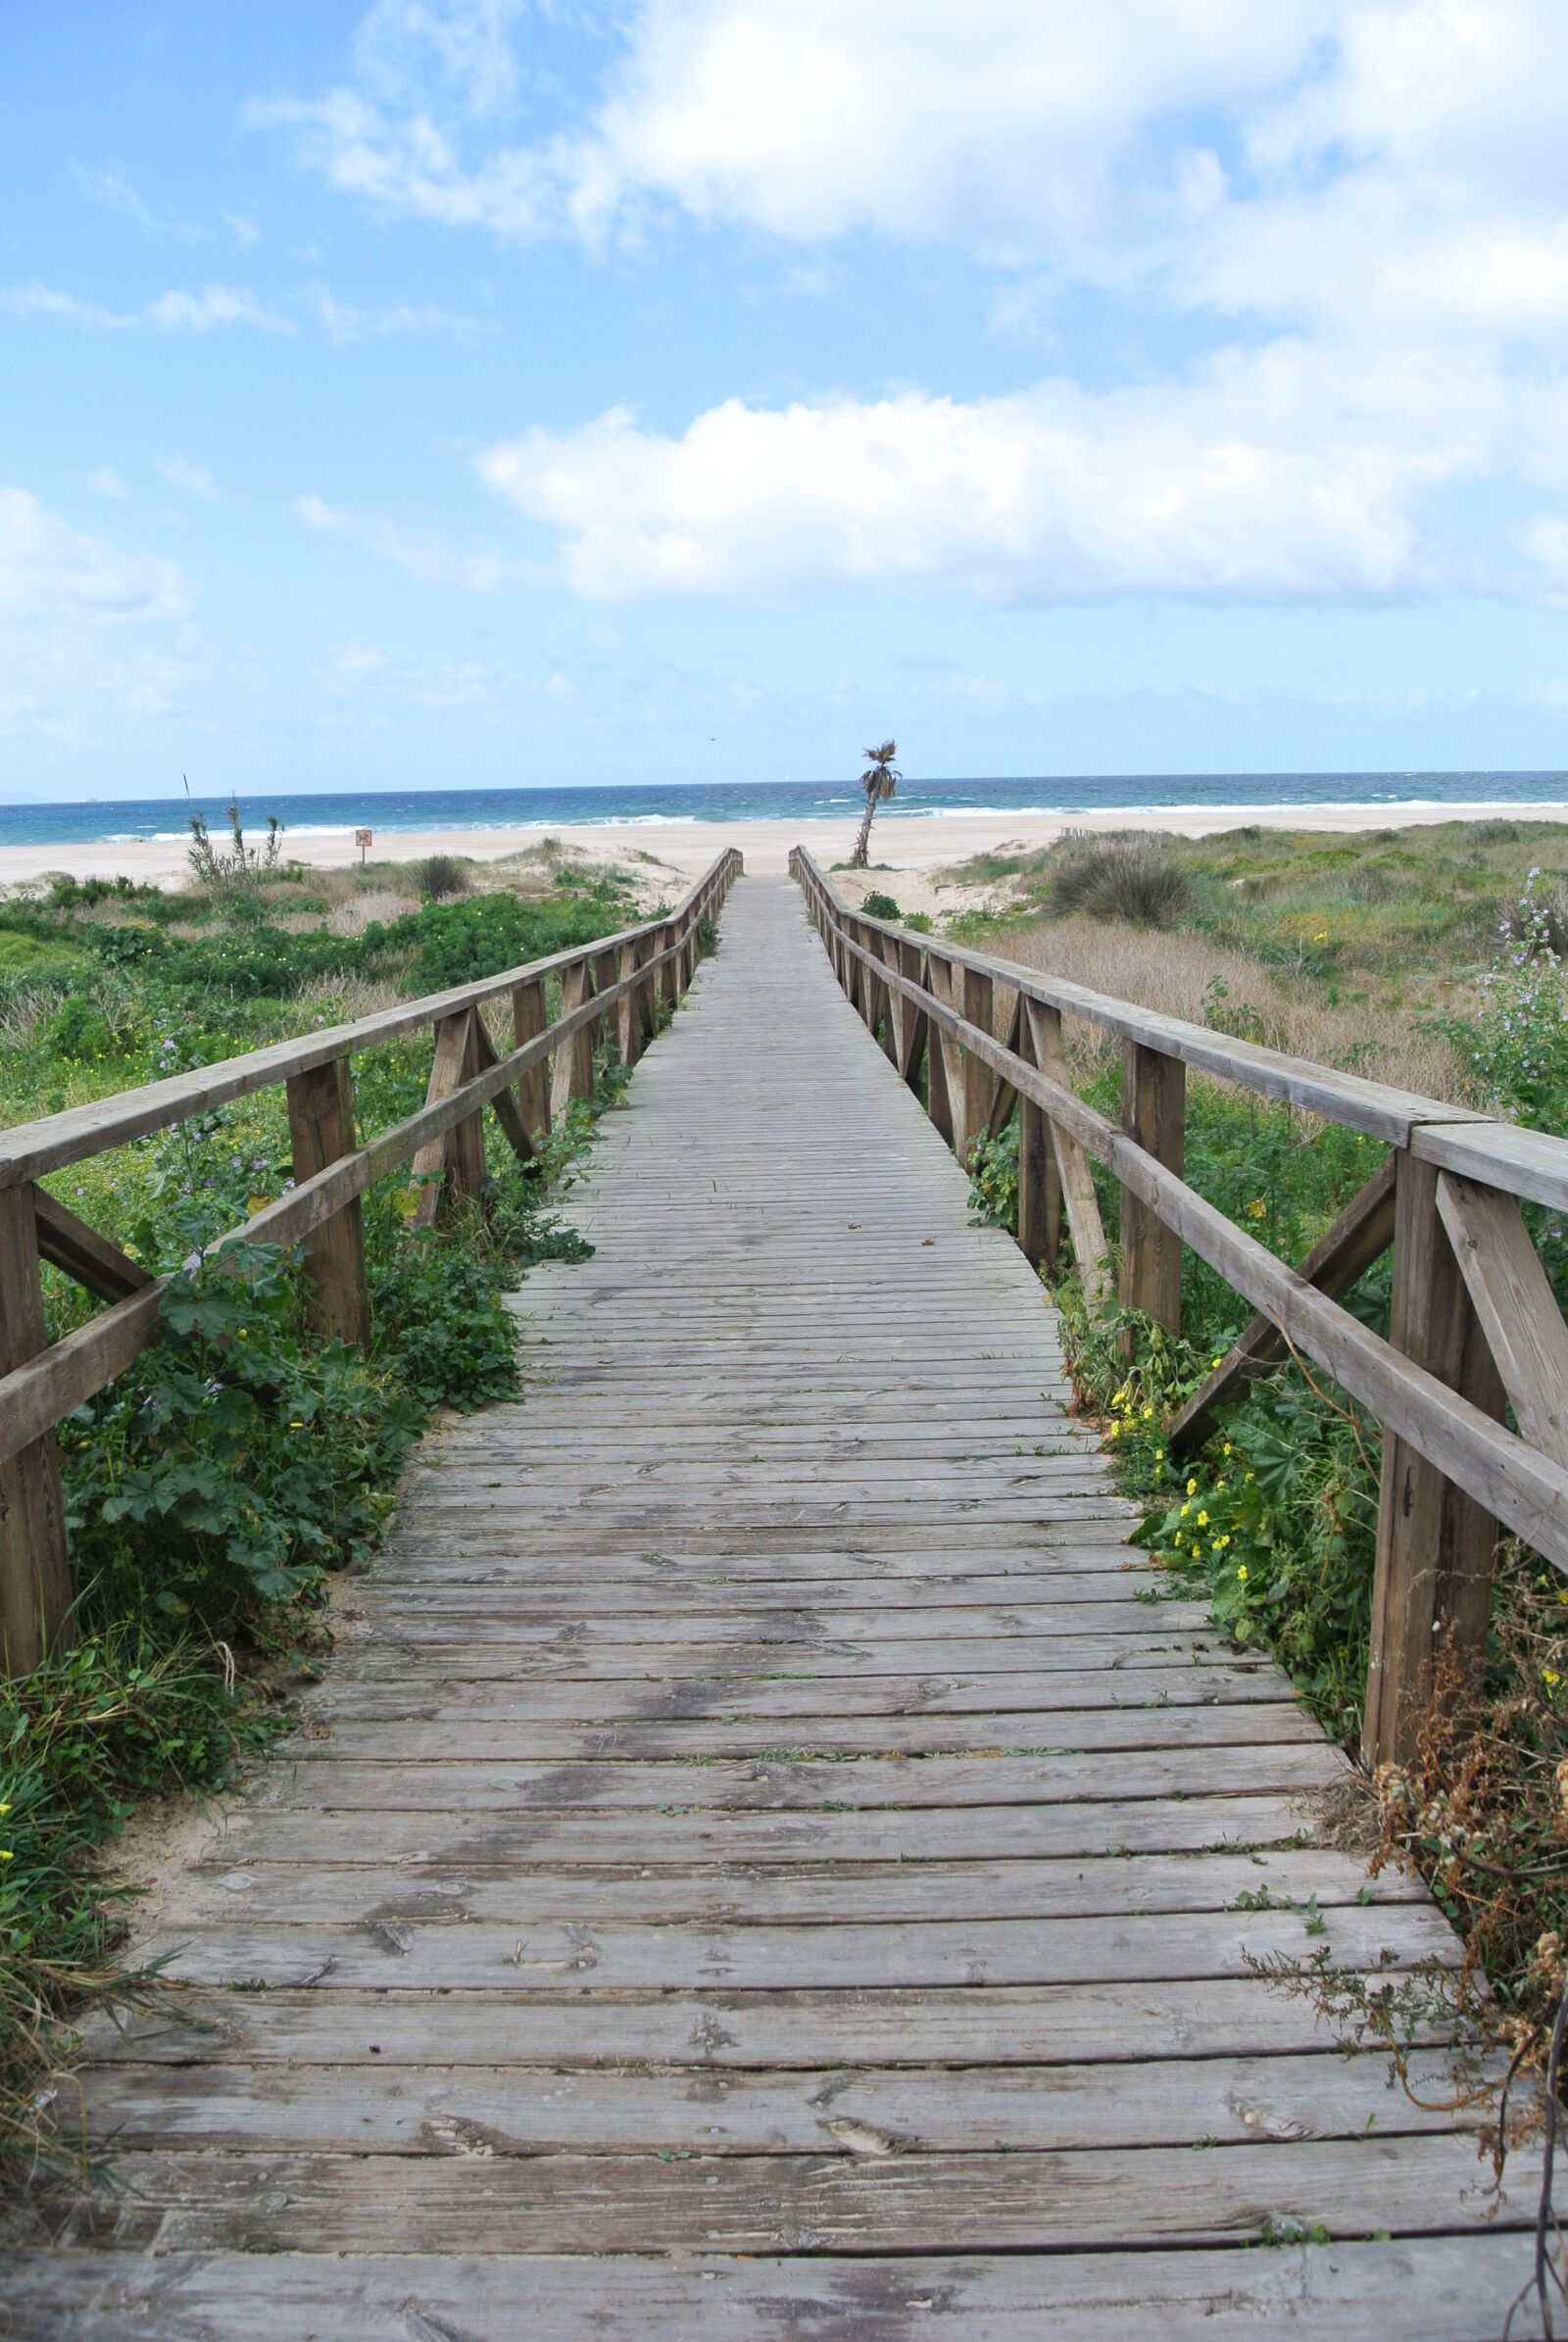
[861,891,901,920]
[1047,838,1194,927]
[415,854,471,901]
[358,893,626,990]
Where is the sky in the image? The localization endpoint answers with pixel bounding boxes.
[3,0,1568,803]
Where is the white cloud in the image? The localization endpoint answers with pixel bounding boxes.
[156,455,219,501]
[0,488,187,625]
[476,343,1513,607]
[260,0,1568,350]
[1,281,294,334]
[295,491,517,590]
[308,285,485,342]
[71,162,208,244]
[354,0,528,120]
[224,211,262,245]
[86,466,126,500]
[144,285,294,334]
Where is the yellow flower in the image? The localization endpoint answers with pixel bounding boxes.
[1312,929,1329,943]
[1197,1509,1209,1527]
[237,1329,249,1340]
[1222,1442,1233,1457]
[1544,1667,1561,1688]
[1186,1479,1198,1496]
[0,1850,12,1863]
[1180,1502,1191,1518]
[1237,1564,1249,1581]
[1210,1355,1223,1368]
[1142,1404,1153,1420]
[0,1802,9,1817]
[1153,1447,1165,1461]
[1246,1198,1267,1220]
[1216,1534,1230,1549]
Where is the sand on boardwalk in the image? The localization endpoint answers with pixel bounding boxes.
[3,799,1567,897]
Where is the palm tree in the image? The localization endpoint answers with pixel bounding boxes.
[851,739,901,868]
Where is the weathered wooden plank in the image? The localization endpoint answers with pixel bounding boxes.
[172,1847,1417,1930]
[286,1055,370,1347]
[1436,1168,1568,1468]
[0,1182,71,1673]
[76,1976,1448,2071]
[147,1902,1456,1991]
[208,1789,1320,1868]
[1364,1153,1505,1769]
[70,2045,1469,2157]
[2,2238,1542,2342]
[253,1742,1340,1813]
[31,1189,152,1303]
[38,2135,1531,2255]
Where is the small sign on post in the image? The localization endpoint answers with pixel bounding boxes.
[355,828,372,865]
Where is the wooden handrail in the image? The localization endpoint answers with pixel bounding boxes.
[0,849,743,1676]
[791,847,1568,1771]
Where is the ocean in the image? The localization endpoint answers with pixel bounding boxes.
[1,771,1564,850]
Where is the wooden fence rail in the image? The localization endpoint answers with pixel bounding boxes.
[792,847,1568,1770]
[0,850,742,1676]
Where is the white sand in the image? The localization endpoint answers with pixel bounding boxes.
[3,799,1566,891]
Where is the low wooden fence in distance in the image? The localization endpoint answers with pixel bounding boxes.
[793,846,1568,1769]
[0,851,742,1676]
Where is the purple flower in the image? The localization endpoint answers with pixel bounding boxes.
[181,1250,202,1277]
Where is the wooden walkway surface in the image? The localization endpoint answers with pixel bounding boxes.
[10,877,1536,2335]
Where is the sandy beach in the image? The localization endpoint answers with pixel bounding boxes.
[3,798,1567,891]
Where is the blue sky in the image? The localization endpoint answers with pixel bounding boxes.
[3,0,1568,803]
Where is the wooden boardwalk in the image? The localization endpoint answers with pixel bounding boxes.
[11,877,1536,2335]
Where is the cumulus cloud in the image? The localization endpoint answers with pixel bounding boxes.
[257,0,1568,345]
[475,343,1509,606]
[0,487,187,625]
[295,491,517,590]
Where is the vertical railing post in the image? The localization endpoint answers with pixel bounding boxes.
[1119,1041,1184,1337]
[616,940,643,1068]
[898,938,928,1097]
[0,1184,72,1675]
[924,954,957,1150]
[959,967,995,1162]
[1014,1014,1060,1275]
[1362,1152,1504,1771]
[551,964,595,1119]
[592,950,616,1049]
[513,978,551,1141]
[286,1056,371,1348]
[448,1009,487,1203]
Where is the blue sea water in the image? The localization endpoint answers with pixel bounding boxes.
[0,771,1564,849]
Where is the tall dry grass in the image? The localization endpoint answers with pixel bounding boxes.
[984,914,1468,1103]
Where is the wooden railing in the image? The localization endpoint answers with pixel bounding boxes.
[0,849,742,1675]
[792,846,1568,1770]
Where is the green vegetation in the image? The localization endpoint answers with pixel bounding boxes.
[941,817,1568,999]
[0,837,677,2171]
[1044,835,1195,927]
[960,831,1568,2106]
[860,890,902,920]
